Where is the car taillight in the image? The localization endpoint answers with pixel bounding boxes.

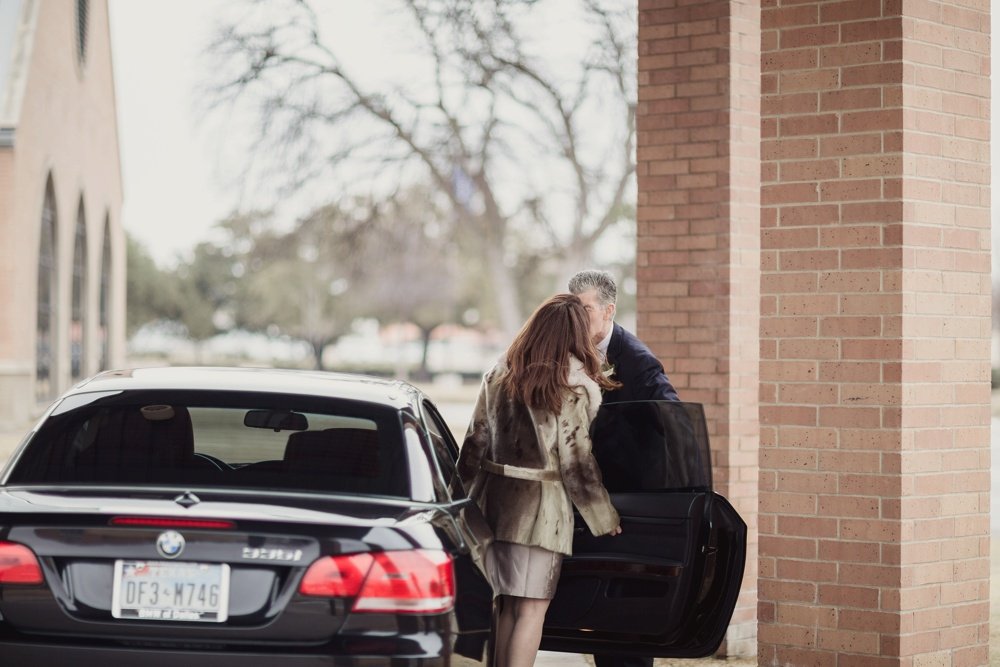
[300,549,454,614]
[0,541,43,585]
[299,552,373,598]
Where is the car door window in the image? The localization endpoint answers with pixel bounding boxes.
[403,424,436,503]
[590,401,711,492]
[421,400,463,498]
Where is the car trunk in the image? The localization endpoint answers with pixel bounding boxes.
[0,488,421,645]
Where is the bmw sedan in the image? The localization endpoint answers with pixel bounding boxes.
[0,367,745,665]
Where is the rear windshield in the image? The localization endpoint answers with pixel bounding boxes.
[6,390,411,499]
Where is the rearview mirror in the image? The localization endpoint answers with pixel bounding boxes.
[244,410,309,432]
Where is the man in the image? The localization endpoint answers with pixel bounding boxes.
[568,269,679,403]
[568,269,679,667]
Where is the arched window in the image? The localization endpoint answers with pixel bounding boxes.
[99,215,111,371]
[36,180,57,402]
[71,199,87,382]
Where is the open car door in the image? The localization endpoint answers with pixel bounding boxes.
[541,401,746,659]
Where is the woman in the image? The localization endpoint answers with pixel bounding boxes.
[457,293,622,667]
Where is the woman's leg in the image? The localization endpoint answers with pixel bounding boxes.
[504,596,551,667]
[493,595,514,667]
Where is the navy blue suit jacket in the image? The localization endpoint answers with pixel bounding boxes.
[602,322,680,403]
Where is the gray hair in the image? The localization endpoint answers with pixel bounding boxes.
[567,269,617,305]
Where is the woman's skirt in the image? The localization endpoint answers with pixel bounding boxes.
[485,541,563,600]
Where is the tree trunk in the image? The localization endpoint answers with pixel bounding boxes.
[484,242,522,338]
[415,325,434,382]
[557,241,596,292]
[310,340,325,370]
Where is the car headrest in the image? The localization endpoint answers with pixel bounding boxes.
[80,404,195,473]
[283,428,380,477]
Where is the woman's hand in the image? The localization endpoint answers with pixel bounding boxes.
[608,524,622,536]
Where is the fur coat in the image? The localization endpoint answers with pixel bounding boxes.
[456,355,620,555]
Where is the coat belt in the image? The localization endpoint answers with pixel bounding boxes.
[482,459,560,482]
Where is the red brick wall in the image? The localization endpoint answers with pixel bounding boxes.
[637,0,760,655]
[758,1,990,665]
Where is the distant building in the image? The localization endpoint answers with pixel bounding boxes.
[0,0,124,425]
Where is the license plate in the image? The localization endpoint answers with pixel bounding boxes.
[112,560,230,622]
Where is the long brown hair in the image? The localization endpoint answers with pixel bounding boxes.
[501,293,621,415]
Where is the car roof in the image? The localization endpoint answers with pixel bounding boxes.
[68,367,424,410]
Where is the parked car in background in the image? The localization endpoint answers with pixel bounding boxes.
[0,367,745,665]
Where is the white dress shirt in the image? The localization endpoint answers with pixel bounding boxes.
[596,325,613,363]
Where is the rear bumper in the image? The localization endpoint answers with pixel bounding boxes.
[0,640,453,667]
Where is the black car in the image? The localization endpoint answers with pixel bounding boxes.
[0,367,745,665]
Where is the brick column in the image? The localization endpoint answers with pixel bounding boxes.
[637,1,760,656]
[759,2,990,666]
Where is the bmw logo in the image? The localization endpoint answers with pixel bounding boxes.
[156,531,185,559]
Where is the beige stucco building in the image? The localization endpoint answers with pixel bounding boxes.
[0,0,125,425]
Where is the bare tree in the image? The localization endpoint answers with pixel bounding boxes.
[205,0,636,334]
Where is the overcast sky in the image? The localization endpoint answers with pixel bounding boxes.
[109,0,227,266]
[109,0,628,267]
[109,0,563,265]
[109,1,411,266]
